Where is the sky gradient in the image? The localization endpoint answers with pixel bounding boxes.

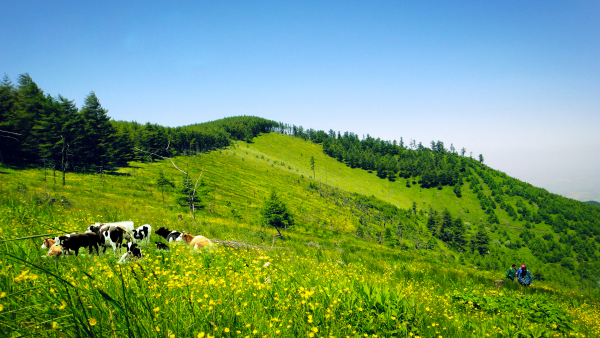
[2,1,599,201]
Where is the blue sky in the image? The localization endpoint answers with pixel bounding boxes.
[2,1,599,201]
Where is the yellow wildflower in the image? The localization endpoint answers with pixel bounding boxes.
[88,318,97,326]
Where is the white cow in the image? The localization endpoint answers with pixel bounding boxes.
[86,221,135,241]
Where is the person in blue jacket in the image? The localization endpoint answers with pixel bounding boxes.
[517,265,533,286]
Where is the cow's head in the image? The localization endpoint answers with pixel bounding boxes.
[41,237,55,249]
[155,241,169,250]
[155,227,170,237]
[181,232,194,243]
[86,225,102,234]
[126,242,138,252]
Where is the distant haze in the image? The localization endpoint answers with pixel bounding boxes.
[2,1,599,201]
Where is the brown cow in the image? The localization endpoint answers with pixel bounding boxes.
[41,238,63,256]
[181,232,213,249]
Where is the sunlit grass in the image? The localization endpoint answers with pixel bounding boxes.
[0,133,598,337]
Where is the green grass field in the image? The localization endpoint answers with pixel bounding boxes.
[0,133,598,337]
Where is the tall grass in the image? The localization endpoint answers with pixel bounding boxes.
[0,135,598,337]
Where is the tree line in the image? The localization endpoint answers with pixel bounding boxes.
[0,74,278,174]
[278,122,600,279]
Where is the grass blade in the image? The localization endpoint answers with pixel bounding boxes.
[97,289,126,314]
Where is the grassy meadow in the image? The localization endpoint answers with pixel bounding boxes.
[0,133,599,337]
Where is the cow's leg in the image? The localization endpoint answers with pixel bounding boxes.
[117,251,129,264]
[74,247,79,256]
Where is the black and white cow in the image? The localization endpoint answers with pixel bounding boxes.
[155,241,170,250]
[57,233,99,257]
[154,227,183,242]
[117,242,143,264]
[94,226,125,254]
[131,224,152,246]
[86,221,135,241]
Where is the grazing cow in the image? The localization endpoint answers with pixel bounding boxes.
[86,221,135,241]
[155,241,170,250]
[154,227,183,242]
[57,233,99,256]
[117,242,143,264]
[131,224,152,246]
[41,238,63,256]
[97,226,126,254]
[181,232,213,249]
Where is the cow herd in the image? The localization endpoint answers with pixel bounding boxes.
[40,221,213,264]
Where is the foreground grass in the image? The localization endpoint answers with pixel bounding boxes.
[0,134,599,337]
[2,240,598,337]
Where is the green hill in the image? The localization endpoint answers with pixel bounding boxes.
[1,129,600,336]
[1,75,600,336]
[586,200,600,207]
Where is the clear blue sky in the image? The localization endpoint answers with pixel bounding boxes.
[2,1,599,201]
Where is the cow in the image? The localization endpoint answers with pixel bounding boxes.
[154,227,183,242]
[181,232,213,249]
[86,221,135,241]
[57,233,99,256]
[131,224,152,246]
[41,237,64,256]
[155,241,170,250]
[97,226,126,254]
[117,242,143,264]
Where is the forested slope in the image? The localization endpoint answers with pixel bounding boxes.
[1,73,599,288]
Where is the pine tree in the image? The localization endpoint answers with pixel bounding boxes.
[453,184,462,197]
[261,190,294,237]
[78,92,116,169]
[12,74,47,161]
[427,209,438,235]
[310,156,315,178]
[473,226,490,255]
[157,171,175,204]
[452,217,468,251]
[439,209,454,242]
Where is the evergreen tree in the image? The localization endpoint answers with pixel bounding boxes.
[453,184,462,197]
[452,217,468,251]
[157,171,175,204]
[310,156,315,178]
[261,190,295,237]
[439,209,454,242]
[78,92,115,169]
[472,226,490,255]
[427,209,438,236]
[12,74,47,161]
[0,74,17,158]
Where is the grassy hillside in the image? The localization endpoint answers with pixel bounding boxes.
[1,132,599,337]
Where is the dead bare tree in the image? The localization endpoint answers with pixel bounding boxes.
[0,129,21,141]
[60,136,71,186]
[134,146,204,229]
